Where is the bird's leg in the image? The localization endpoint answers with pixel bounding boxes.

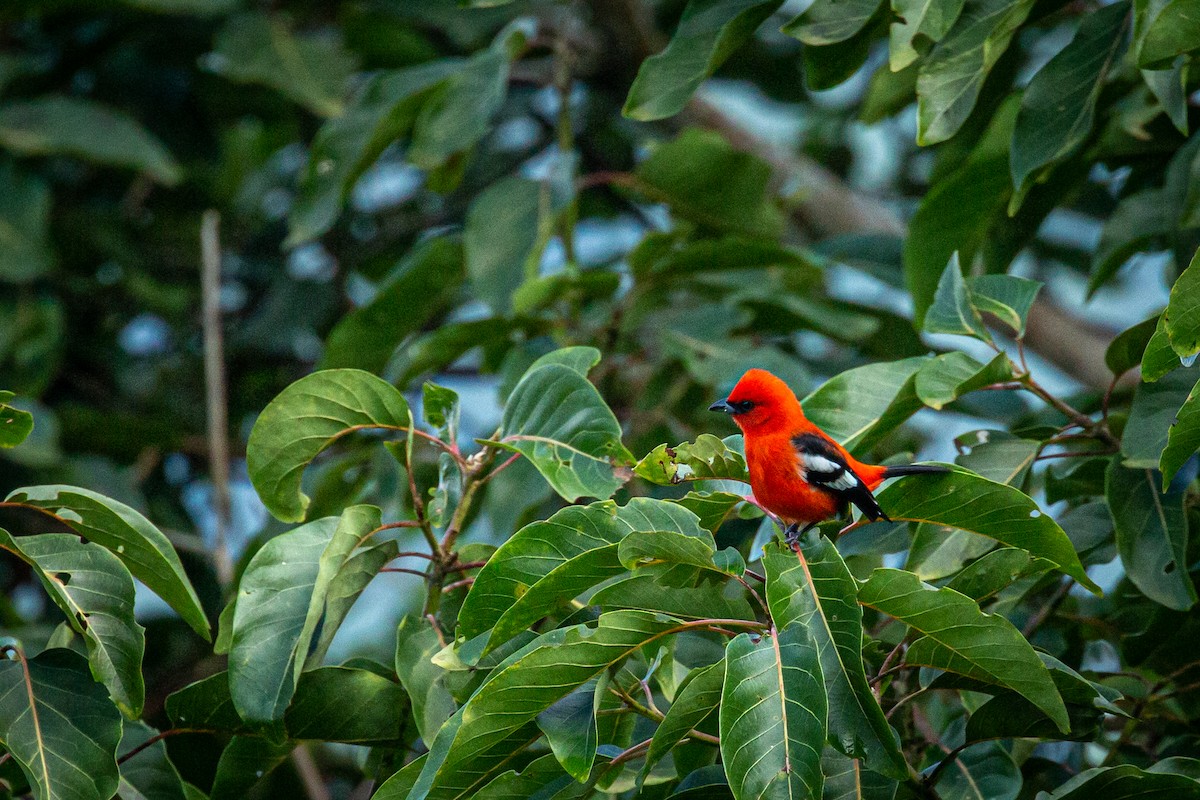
[784,522,817,551]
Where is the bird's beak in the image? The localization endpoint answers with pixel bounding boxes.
[709,399,735,414]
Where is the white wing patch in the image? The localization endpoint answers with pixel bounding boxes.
[800,452,860,490]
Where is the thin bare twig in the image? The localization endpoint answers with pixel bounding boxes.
[200,210,233,588]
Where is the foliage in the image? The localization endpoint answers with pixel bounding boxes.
[1,1,1200,800]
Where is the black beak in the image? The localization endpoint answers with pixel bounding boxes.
[709,399,735,414]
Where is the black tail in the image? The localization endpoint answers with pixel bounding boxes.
[883,464,951,479]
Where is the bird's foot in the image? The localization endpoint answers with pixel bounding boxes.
[783,523,815,552]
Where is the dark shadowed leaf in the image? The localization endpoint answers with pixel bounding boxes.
[623,0,784,120]
[118,720,187,800]
[1010,3,1130,212]
[1161,376,1200,485]
[395,617,456,742]
[643,659,725,777]
[1089,189,1177,294]
[721,623,826,800]
[6,485,209,638]
[1106,458,1197,610]
[0,96,181,184]
[246,369,409,522]
[765,540,907,779]
[537,679,598,781]
[1122,366,1197,468]
[209,736,291,800]
[285,667,406,743]
[821,748,897,800]
[1106,316,1161,377]
[0,163,53,283]
[0,530,145,716]
[464,177,556,314]
[1138,0,1200,67]
[0,647,123,800]
[858,569,1069,730]
[1036,764,1200,799]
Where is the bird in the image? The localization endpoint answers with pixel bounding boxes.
[709,368,947,546]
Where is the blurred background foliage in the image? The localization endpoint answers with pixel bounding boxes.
[2,0,1200,796]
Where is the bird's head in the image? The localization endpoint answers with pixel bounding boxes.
[709,369,805,434]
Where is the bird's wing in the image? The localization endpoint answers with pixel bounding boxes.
[791,433,890,522]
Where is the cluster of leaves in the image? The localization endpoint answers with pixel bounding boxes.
[2,1,1200,800]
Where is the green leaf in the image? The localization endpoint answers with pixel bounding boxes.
[165,672,244,733]
[408,610,688,800]
[0,161,53,283]
[889,0,967,71]
[246,369,410,522]
[803,357,929,453]
[319,238,465,371]
[1010,3,1130,212]
[964,691,1102,743]
[968,274,1042,336]
[119,0,239,12]
[593,567,756,620]
[924,254,993,341]
[0,390,33,447]
[1138,0,1200,67]
[208,12,356,117]
[117,720,187,800]
[915,352,1013,411]
[932,742,1020,800]
[471,754,578,800]
[945,547,1048,600]
[0,96,181,184]
[764,540,907,779]
[1166,247,1200,361]
[497,360,629,503]
[1088,189,1177,294]
[1161,376,1200,485]
[875,467,1099,592]
[395,617,456,742]
[0,647,123,800]
[464,177,559,314]
[1143,64,1189,135]
[287,62,460,244]
[1106,316,1161,377]
[821,748,897,800]
[643,660,725,777]
[537,679,598,781]
[372,754,429,800]
[673,490,746,533]
[635,129,784,238]
[623,0,784,121]
[1037,765,1200,799]
[1106,458,1197,610]
[230,505,386,724]
[209,736,291,800]
[803,22,882,90]
[284,666,406,743]
[6,485,209,639]
[721,624,826,800]
[528,346,602,376]
[407,23,526,169]
[460,498,706,653]
[916,0,1036,144]
[858,569,1069,730]
[635,434,749,485]
[1143,314,1184,382]
[1122,366,1198,468]
[0,530,145,716]
[783,0,881,44]
[954,430,1040,485]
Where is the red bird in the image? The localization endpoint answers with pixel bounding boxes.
[710,368,946,544]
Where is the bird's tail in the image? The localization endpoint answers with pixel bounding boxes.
[882,463,951,479]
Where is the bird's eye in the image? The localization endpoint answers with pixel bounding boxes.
[732,400,755,413]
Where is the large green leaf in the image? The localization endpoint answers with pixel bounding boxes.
[1161,376,1200,485]
[914,352,1013,411]
[720,624,826,800]
[1106,458,1197,610]
[821,748,897,800]
[802,357,930,452]
[623,0,784,121]
[395,617,457,742]
[0,647,123,800]
[208,12,356,117]
[246,369,410,522]
[889,0,967,70]
[1009,3,1130,212]
[923,254,992,341]
[643,659,725,777]
[118,720,187,800]
[287,61,460,244]
[536,679,599,782]
[6,485,209,639]
[764,540,907,779]
[1122,366,1198,468]
[783,0,881,44]
[859,569,1068,730]
[320,237,464,371]
[496,359,629,502]
[0,530,145,716]
[0,162,53,283]
[209,736,291,800]
[0,96,181,184]
[1138,0,1200,67]
[408,610,688,800]
[229,505,386,724]
[635,129,784,238]
[635,434,748,485]
[1037,765,1200,799]
[1107,316,1161,377]
[916,0,1036,144]
[464,177,558,314]
[284,666,406,743]
[460,498,706,654]
[1166,247,1200,362]
[471,754,580,800]
[874,467,1099,592]
[933,742,1020,800]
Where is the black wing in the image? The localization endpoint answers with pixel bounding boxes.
[791,433,890,522]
